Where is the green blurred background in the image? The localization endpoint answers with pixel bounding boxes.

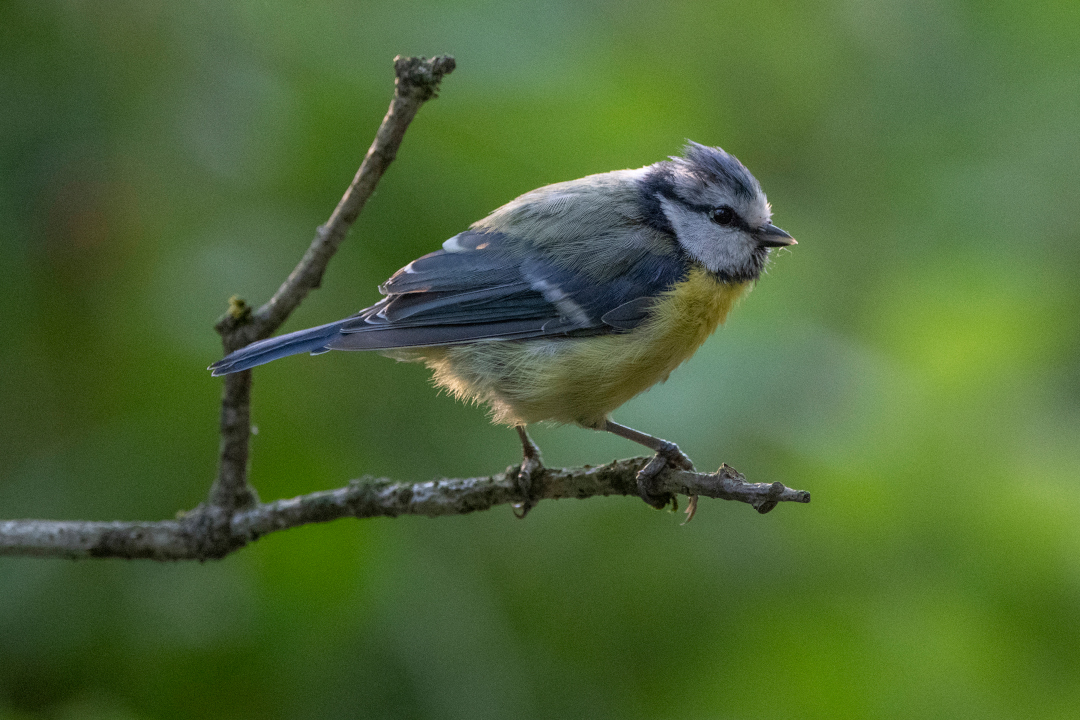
[2,0,1079,718]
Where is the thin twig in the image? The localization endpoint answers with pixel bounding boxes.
[223,55,457,346]
[0,461,810,560]
[207,55,456,513]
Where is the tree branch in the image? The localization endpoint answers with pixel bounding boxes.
[218,54,458,347]
[207,55,455,513]
[0,461,810,560]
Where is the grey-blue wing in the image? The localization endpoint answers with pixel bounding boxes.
[332,230,686,344]
[209,230,688,375]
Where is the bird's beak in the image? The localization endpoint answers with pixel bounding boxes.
[756,223,797,248]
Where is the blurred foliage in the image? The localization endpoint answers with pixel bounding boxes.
[2,0,1079,718]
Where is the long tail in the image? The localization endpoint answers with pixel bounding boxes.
[208,320,348,376]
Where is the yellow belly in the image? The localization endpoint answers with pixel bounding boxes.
[416,267,750,426]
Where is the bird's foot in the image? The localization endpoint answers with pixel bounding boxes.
[636,440,694,510]
[512,426,544,519]
[512,454,543,519]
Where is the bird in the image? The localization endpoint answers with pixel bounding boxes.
[210,142,795,516]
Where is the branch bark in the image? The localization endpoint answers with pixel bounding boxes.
[0,54,811,561]
[0,461,810,560]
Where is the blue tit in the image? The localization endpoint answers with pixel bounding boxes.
[210,142,795,512]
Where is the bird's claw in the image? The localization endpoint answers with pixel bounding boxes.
[512,453,543,519]
[636,441,694,510]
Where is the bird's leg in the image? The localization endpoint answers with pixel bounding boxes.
[599,419,694,510]
[512,425,544,519]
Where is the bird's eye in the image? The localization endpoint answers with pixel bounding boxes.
[710,206,735,226]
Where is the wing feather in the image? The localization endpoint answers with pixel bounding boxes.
[341,226,688,347]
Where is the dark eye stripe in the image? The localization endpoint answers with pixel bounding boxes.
[685,201,751,232]
[657,192,753,233]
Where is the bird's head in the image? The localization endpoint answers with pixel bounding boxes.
[641,141,795,283]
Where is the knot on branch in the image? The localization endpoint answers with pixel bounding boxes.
[179,505,246,560]
[394,55,456,100]
[214,295,254,344]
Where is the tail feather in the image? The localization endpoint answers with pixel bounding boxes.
[208,320,348,376]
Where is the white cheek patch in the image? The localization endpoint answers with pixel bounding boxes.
[660,197,747,275]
